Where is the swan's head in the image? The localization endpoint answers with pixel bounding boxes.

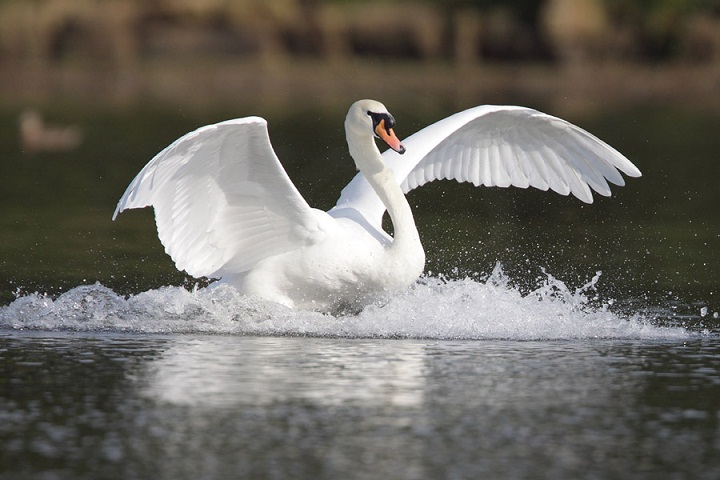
[345,99,406,155]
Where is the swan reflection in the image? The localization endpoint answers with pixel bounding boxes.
[143,336,427,408]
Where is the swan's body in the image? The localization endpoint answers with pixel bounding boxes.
[113,100,641,312]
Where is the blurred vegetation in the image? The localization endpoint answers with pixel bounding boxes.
[2,0,719,111]
[0,0,719,65]
[603,0,720,58]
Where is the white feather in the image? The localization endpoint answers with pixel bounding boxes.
[115,103,641,311]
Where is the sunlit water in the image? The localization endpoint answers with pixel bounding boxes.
[2,268,719,479]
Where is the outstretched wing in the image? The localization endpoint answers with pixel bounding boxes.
[331,105,642,230]
[113,117,329,279]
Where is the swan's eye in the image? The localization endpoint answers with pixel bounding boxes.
[368,112,396,136]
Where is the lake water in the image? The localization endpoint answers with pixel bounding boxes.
[1,326,719,479]
[0,102,719,478]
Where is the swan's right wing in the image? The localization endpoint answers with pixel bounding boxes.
[332,105,641,229]
[113,117,330,279]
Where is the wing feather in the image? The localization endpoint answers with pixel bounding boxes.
[332,105,641,230]
[475,145,491,186]
[113,117,328,279]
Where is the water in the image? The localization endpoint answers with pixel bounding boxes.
[1,267,719,478]
[1,103,719,305]
[0,266,699,339]
[1,330,719,479]
[1,102,719,478]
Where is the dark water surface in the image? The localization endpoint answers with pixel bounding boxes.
[1,102,719,478]
[0,103,718,309]
[1,332,719,480]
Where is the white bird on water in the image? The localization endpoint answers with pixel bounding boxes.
[113,100,641,312]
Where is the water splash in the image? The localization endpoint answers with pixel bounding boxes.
[0,266,689,340]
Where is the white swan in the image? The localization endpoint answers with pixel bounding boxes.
[113,100,641,312]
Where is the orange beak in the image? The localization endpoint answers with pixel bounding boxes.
[375,119,406,154]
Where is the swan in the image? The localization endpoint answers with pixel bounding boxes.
[113,99,641,312]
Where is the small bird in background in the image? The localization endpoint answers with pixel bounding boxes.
[19,110,83,154]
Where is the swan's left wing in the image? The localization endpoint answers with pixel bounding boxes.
[332,105,641,229]
[113,117,329,279]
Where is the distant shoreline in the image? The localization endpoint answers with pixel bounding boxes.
[2,60,719,114]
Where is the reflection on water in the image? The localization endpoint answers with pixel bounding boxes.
[1,332,719,479]
[146,337,427,408]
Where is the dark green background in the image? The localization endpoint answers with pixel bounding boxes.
[1,102,718,319]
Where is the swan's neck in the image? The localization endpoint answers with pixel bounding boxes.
[347,136,421,252]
